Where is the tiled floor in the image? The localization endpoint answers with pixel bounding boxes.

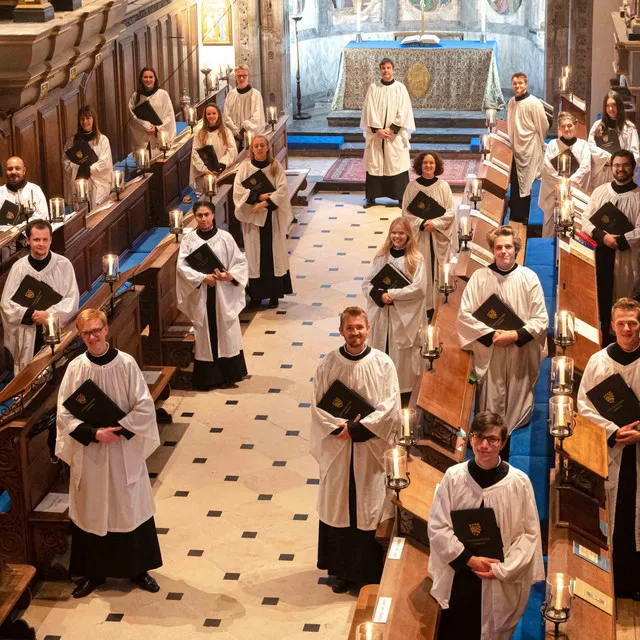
[25,192,446,640]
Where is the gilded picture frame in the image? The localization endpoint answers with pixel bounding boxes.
[202,0,233,46]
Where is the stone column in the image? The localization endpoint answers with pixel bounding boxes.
[259,0,291,116]
[233,0,262,90]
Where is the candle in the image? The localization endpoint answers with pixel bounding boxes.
[48,313,55,337]
[402,409,410,438]
[554,574,564,611]
[188,107,196,124]
[443,263,451,287]
[49,198,65,221]
[392,447,400,479]
[245,130,254,148]
[560,154,568,175]
[365,622,372,640]
[170,209,183,232]
[426,325,435,351]
[268,105,277,123]
[558,357,566,386]
[356,0,361,34]
[108,254,114,277]
[114,170,124,189]
[159,130,167,148]
[560,200,572,224]
[460,216,469,236]
[76,178,87,201]
[471,179,480,199]
[560,310,568,338]
[486,108,497,126]
[136,148,149,169]
[560,76,567,93]
[205,173,216,194]
[55,199,60,218]
[562,65,570,79]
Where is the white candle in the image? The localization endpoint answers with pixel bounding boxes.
[402,409,410,438]
[563,65,570,79]
[560,311,568,338]
[554,574,564,610]
[188,107,196,123]
[108,255,114,278]
[392,447,400,479]
[356,0,361,34]
[426,325,435,351]
[55,199,60,218]
[443,263,451,287]
[460,216,469,236]
[471,179,480,198]
[47,313,55,337]
[560,76,567,93]
[114,170,124,189]
[558,358,566,386]
[245,130,254,148]
[486,108,496,126]
[205,174,215,193]
[159,130,167,148]
[269,106,277,122]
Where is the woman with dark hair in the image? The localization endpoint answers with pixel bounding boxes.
[62,105,113,208]
[589,90,640,187]
[190,104,237,194]
[176,200,248,390]
[128,67,176,157]
[233,135,293,309]
[401,151,455,316]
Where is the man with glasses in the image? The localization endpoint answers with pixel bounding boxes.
[428,411,544,639]
[581,149,640,343]
[56,308,162,598]
[223,64,265,149]
[0,219,79,374]
[577,298,640,601]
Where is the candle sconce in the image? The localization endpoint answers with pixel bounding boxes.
[49,198,65,223]
[480,134,491,160]
[553,310,576,352]
[397,407,417,449]
[554,198,574,237]
[437,263,457,304]
[555,178,572,205]
[42,312,61,356]
[135,148,150,174]
[541,572,574,638]
[113,170,125,201]
[468,179,483,210]
[485,108,497,132]
[169,209,184,243]
[548,395,575,444]
[550,356,574,396]
[102,253,119,315]
[201,66,213,96]
[384,446,410,500]
[158,131,171,159]
[458,216,473,251]
[419,324,443,370]
[244,130,254,150]
[204,173,218,198]
[267,106,278,132]
[75,178,90,213]
[187,107,197,134]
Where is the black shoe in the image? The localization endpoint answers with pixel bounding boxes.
[72,577,105,598]
[132,572,160,593]
[268,297,279,308]
[248,298,262,309]
[221,382,239,389]
[363,198,375,209]
[332,578,351,593]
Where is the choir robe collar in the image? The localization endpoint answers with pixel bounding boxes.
[139,86,158,98]
[612,180,637,194]
[339,344,371,361]
[468,458,509,489]
[514,91,530,102]
[237,85,252,95]
[196,226,217,240]
[417,176,438,187]
[381,78,395,86]
[488,261,519,276]
[390,247,405,258]
[251,158,270,169]
[607,341,640,365]
[6,180,26,193]
[28,251,52,272]
[86,345,118,366]
[559,136,577,147]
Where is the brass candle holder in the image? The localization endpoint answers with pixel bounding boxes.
[419,324,443,370]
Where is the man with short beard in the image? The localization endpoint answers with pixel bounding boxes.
[0,156,48,220]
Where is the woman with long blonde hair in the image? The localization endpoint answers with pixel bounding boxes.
[233,135,292,308]
[190,104,237,193]
[363,217,426,398]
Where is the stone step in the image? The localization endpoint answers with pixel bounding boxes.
[339,141,473,155]
[289,126,484,144]
[327,109,490,129]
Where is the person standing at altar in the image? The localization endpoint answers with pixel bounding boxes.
[56,308,162,599]
[580,149,640,343]
[457,226,548,452]
[539,111,591,238]
[361,58,415,209]
[428,411,544,639]
[577,297,640,600]
[223,65,265,148]
[363,217,426,402]
[190,104,237,194]
[128,67,177,157]
[507,72,549,224]
[0,156,48,220]
[0,219,79,374]
[401,151,455,316]
[311,306,400,593]
[176,200,248,391]
[233,134,292,309]
[62,105,114,209]
[589,91,640,189]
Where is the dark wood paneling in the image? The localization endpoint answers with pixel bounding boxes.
[87,233,108,284]
[118,34,136,156]
[70,250,88,297]
[0,118,12,170]
[12,107,41,187]
[96,44,122,162]
[133,25,149,73]
[129,190,149,243]
[109,209,130,253]
[38,102,64,198]
[60,86,81,144]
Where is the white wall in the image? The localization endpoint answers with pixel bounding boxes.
[590,0,620,123]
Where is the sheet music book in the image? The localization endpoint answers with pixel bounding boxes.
[407,190,446,221]
[370,263,411,291]
[317,379,376,423]
[63,379,126,428]
[132,100,163,126]
[65,139,99,166]
[0,200,21,225]
[185,242,226,274]
[594,127,621,154]
[196,145,220,172]
[589,201,634,235]
[586,373,640,428]
[11,275,63,310]
[472,293,525,331]
[241,169,275,196]
[451,507,504,561]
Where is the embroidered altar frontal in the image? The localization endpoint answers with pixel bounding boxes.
[332,40,505,112]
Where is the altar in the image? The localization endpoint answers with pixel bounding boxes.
[331,40,505,112]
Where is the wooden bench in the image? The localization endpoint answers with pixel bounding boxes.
[0,564,36,639]
[347,585,380,640]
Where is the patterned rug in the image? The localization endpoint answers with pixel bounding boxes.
[323,157,479,187]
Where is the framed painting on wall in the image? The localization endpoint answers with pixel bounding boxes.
[202,0,233,46]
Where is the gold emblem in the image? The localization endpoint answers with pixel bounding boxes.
[602,215,610,224]
[6,211,14,220]
[469,523,482,536]
[404,62,431,99]
[76,394,87,405]
[25,289,35,299]
[383,276,391,285]
[249,178,257,186]
[332,397,344,409]
[488,309,498,320]
[604,391,615,404]
[602,134,609,143]
[418,201,425,210]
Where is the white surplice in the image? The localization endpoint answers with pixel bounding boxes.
[580,183,640,301]
[310,347,400,530]
[128,89,177,156]
[507,94,549,197]
[233,159,292,278]
[62,134,114,208]
[176,228,248,361]
[0,252,79,374]
[223,87,265,137]
[539,138,592,238]
[55,351,160,536]
[189,127,238,191]
[588,119,640,188]
[457,265,548,433]
[401,178,455,309]
[428,462,545,640]
[363,253,426,393]
[360,80,415,177]
[0,183,48,220]
[577,347,640,549]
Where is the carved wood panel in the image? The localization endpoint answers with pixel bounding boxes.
[118,34,137,157]
[133,25,149,73]
[109,209,131,255]
[12,107,41,188]
[0,118,12,172]
[70,250,89,297]
[87,232,107,285]
[60,86,81,145]
[38,102,64,199]
[96,44,123,162]
[129,190,149,243]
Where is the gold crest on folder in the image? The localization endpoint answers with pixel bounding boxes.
[25,289,35,299]
[332,397,344,409]
[469,522,482,536]
[601,215,610,224]
[488,309,498,320]
[75,150,84,159]
[604,391,615,404]
[6,211,14,220]
[383,276,391,285]
[76,394,87,405]
[418,202,425,209]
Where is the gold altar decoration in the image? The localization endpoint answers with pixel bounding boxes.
[405,62,431,99]
[202,0,233,46]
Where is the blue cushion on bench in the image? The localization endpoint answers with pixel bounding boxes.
[287,135,344,150]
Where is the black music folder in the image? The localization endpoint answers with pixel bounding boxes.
[185,242,226,274]
[451,507,504,561]
[586,373,640,428]
[317,380,376,423]
[63,379,126,428]
[132,100,163,127]
[0,200,21,225]
[370,263,411,291]
[11,275,63,310]
[407,191,446,221]
[472,294,525,331]
[589,201,635,236]
[550,150,580,176]
[241,169,275,196]
[196,145,220,173]
[65,139,99,167]
[594,127,621,154]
